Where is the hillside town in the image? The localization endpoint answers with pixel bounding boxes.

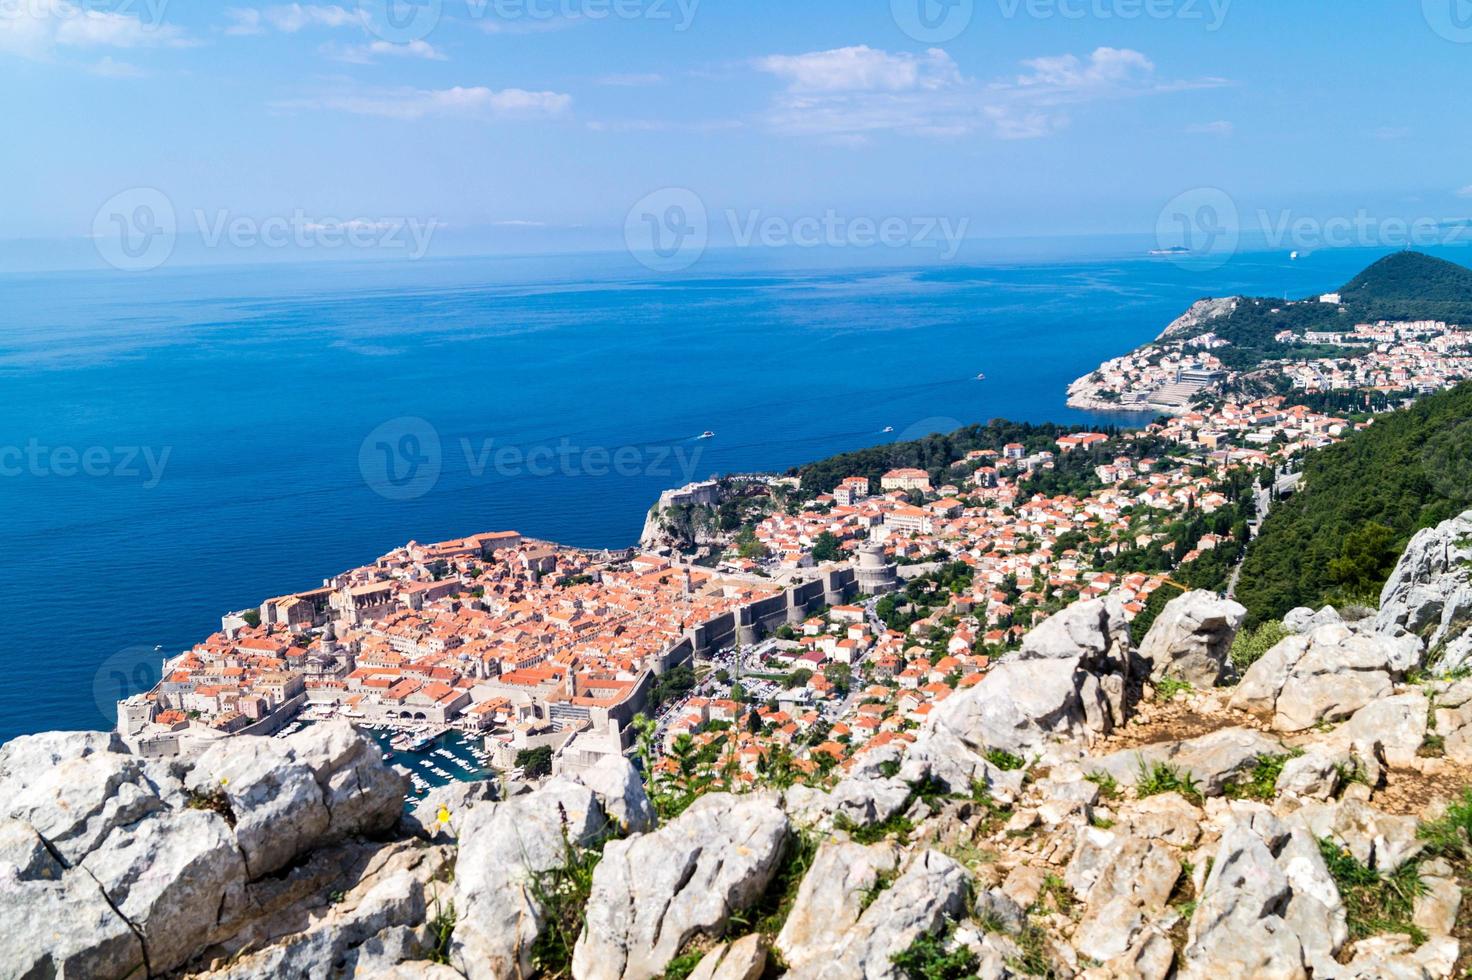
[116,372,1387,803]
[1067,308,1472,414]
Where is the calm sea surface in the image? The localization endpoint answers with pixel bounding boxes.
[0,243,1445,740]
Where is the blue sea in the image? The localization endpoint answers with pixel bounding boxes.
[2,241,1458,741]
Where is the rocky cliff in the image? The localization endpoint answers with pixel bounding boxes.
[10,522,1472,979]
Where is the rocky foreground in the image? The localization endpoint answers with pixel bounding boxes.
[9,514,1472,979]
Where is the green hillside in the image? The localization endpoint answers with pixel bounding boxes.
[1236,381,1472,624]
[1168,251,1472,370]
[1339,250,1472,322]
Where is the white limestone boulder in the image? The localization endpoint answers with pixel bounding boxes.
[1140,590,1247,687]
[1230,624,1422,731]
[572,794,789,980]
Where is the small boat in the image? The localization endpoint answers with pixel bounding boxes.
[975,373,986,381]
[699,431,716,440]
[882,426,894,434]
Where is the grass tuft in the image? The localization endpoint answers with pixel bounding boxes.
[1135,760,1203,804]
[1317,838,1427,942]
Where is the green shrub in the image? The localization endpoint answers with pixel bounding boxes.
[1085,770,1121,800]
[1222,752,1301,801]
[984,748,1026,772]
[891,928,980,980]
[1229,620,1290,672]
[1419,788,1472,859]
[1155,677,1194,701]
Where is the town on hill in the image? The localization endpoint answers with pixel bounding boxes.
[19,250,1472,979]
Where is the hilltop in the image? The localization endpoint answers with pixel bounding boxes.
[1066,251,1472,415]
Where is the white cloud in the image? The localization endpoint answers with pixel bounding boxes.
[756,46,959,93]
[281,85,573,120]
[262,4,358,32]
[1186,120,1234,137]
[223,8,266,36]
[89,55,147,77]
[1012,47,1154,90]
[0,0,192,60]
[323,38,447,63]
[755,45,1226,143]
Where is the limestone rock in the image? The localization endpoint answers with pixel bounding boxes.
[189,843,452,980]
[573,794,789,980]
[1376,510,1472,671]
[187,723,406,878]
[1181,823,1308,979]
[909,599,1134,786]
[1140,590,1246,687]
[1087,727,1285,797]
[1285,606,1343,635]
[687,934,768,980]
[0,817,145,980]
[80,807,247,974]
[783,849,972,980]
[777,841,901,970]
[1230,624,1422,731]
[1326,693,1430,767]
[453,778,608,980]
[570,755,657,834]
[400,779,497,842]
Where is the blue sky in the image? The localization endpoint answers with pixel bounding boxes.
[4,0,1472,265]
